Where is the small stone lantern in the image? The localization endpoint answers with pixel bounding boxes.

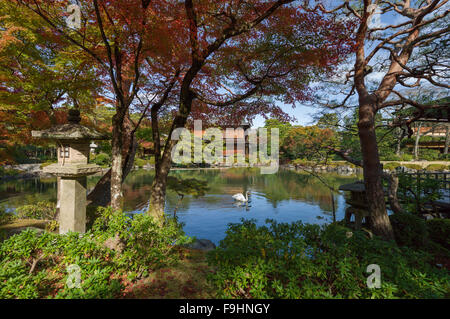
[90,142,98,154]
[339,181,370,229]
[32,109,108,234]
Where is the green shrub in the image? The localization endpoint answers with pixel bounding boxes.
[0,229,122,299]
[389,212,429,248]
[134,158,147,168]
[0,208,191,298]
[15,201,57,220]
[426,164,449,172]
[92,153,110,167]
[400,153,414,161]
[207,219,449,299]
[0,207,17,225]
[0,167,20,177]
[40,160,56,169]
[380,154,401,161]
[427,219,450,250]
[420,149,441,161]
[328,161,356,168]
[91,207,192,278]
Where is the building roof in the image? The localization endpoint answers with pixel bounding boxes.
[339,181,365,192]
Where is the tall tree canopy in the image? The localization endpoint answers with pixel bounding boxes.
[7,0,356,218]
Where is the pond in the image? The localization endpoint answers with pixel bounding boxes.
[0,168,359,244]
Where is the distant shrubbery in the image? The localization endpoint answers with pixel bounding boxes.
[91,153,111,167]
[0,207,16,225]
[427,219,450,250]
[389,212,429,248]
[15,201,57,220]
[0,167,20,177]
[0,208,191,298]
[426,164,450,171]
[420,149,442,161]
[207,219,449,299]
[39,160,57,169]
[134,157,155,168]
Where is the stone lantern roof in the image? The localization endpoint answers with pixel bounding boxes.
[31,109,108,141]
[339,181,366,192]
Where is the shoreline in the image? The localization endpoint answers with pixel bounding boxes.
[1,161,448,181]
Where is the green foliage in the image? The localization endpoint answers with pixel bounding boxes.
[281,126,337,162]
[0,207,17,225]
[397,173,442,213]
[427,219,450,250]
[15,201,57,220]
[426,164,450,171]
[0,229,122,299]
[134,157,155,168]
[40,160,57,169]
[92,153,111,167]
[134,158,146,168]
[389,213,429,248]
[380,154,401,161]
[91,207,192,279]
[0,208,190,298]
[0,167,20,177]
[420,149,442,161]
[400,153,414,161]
[207,220,449,299]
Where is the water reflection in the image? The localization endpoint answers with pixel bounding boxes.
[0,168,359,243]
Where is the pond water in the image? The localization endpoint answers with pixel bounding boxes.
[0,168,359,244]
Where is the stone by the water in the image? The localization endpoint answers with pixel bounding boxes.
[185,239,216,251]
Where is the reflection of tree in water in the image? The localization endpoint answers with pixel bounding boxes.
[1,169,358,216]
[0,178,58,209]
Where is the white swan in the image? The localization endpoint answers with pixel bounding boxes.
[232,191,250,202]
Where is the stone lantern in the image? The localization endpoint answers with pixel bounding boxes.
[32,109,108,234]
[89,142,98,154]
[339,181,369,230]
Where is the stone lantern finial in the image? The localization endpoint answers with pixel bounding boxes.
[67,108,81,124]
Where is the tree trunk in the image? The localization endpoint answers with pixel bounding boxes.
[383,171,404,214]
[358,100,395,241]
[414,122,423,160]
[147,96,192,221]
[396,127,405,156]
[87,113,137,207]
[147,136,177,221]
[110,112,124,211]
[444,125,449,155]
